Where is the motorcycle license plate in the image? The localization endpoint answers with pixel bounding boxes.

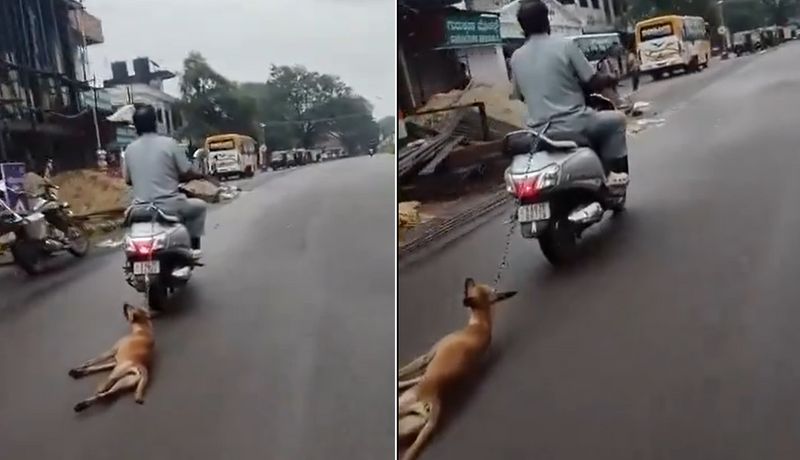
[517,203,551,223]
[133,261,160,275]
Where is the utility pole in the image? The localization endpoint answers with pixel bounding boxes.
[76,0,105,168]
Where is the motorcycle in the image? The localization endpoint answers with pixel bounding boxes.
[502,93,628,266]
[0,181,90,274]
[121,187,202,311]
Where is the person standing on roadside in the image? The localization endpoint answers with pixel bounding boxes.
[628,48,640,92]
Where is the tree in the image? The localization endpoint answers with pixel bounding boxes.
[304,96,380,154]
[261,65,354,149]
[178,52,257,143]
[378,116,396,142]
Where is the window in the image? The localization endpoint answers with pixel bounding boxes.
[579,0,589,7]
[156,108,163,123]
[591,0,600,9]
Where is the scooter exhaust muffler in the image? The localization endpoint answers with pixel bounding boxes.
[568,202,604,225]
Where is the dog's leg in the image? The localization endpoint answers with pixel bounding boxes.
[398,350,435,380]
[401,400,442,460]
[70,361,116,378]
[69,348,116,378]
[398,376,423,390]
[133,366,149,404]
[73,374,139,413]
[96,362,132,393]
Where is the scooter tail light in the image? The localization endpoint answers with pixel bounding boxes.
[511,174,540,200]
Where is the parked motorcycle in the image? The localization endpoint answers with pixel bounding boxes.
[502,94,628,266]
[0,182,90,274]
[122,188,201,311]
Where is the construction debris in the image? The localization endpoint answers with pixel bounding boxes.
[51,169,130,216]
[408,82,527,130]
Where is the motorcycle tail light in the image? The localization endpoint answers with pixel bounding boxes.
[125,234,166,256]
[510,174,541,200]
[505,164,559,200]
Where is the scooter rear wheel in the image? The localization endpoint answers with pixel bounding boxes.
[538,217,579,267]
[147,284,168,312]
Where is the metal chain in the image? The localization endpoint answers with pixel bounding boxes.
[492,215,517,289]
[491,121,551,290]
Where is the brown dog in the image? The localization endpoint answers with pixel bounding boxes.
[397,278,516,460]
[69,303,155,412]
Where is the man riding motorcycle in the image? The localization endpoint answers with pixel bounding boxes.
[508,0,630,188]
[124,104,208,259]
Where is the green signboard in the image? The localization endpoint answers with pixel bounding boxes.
[443,14,501,48]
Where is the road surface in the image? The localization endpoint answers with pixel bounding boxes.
[0,155,394,459]
[399,44,800,459]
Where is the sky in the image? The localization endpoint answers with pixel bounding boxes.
[83,0,395,118]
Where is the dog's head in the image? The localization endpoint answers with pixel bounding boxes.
[123,302,151,325]
[462,278,517,311]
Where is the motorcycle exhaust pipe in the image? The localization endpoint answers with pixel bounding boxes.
[568,202,604,225]
[171,266,191,281]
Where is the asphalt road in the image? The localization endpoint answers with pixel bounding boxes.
[0,155,394,459]
[399,43,800,459]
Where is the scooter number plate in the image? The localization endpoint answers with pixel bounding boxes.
[133,261,160,275]
[517,203,551,223]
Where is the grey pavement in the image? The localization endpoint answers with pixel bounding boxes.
[0,155,394,459]
[399,43,800,459]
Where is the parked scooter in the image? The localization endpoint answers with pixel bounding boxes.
[121,186,202,311]
[0,181,89,274]
[502,94,628,266]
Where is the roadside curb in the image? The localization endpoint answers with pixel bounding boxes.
[399,189,511,260]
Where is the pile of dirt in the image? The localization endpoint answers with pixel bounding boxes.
[408,82,527,130]
[399,201,435,242]
[51,170,130,216]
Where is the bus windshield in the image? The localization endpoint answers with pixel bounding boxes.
[639,22,675,42]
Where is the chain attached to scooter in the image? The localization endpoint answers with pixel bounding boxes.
[491,121,551,290]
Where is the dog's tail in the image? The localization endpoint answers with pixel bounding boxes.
[401,400,441,460]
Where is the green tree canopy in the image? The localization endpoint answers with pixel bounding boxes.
[178,56,379,154]
[177,52,257,143]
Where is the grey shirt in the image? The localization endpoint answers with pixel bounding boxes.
[124,133,192,204]
[509,34,596,129]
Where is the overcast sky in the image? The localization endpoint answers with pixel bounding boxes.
[84,0,394,118]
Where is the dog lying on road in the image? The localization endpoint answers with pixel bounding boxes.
[397,278,516,460]
[69,303,155,412]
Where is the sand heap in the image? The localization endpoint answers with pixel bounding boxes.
[51,170,130,216]
[408,82,528,130]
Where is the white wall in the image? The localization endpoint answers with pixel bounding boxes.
[105,84,180,136]
[465,45,509,86]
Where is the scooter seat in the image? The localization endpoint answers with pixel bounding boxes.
[503,130,590,156]
[542,132,592,149]
[123,205,182,227]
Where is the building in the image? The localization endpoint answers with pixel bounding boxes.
[469,0,628,33]
[399,0,508,111]
[0,0,107,169]
[103,57,182,141]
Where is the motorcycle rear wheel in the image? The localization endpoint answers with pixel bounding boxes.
[147,283,168,312]
[538,217,579,267]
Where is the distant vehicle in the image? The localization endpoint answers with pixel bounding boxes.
[635,15,711,79]
[733,31,756,56]
[270,150,290,170]
[205,134,258,180]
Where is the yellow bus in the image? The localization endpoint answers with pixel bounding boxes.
[635,15,711,80]
[204,134,258,179]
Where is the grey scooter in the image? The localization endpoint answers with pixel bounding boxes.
[503,94,629,266]
[121,197,201,311]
